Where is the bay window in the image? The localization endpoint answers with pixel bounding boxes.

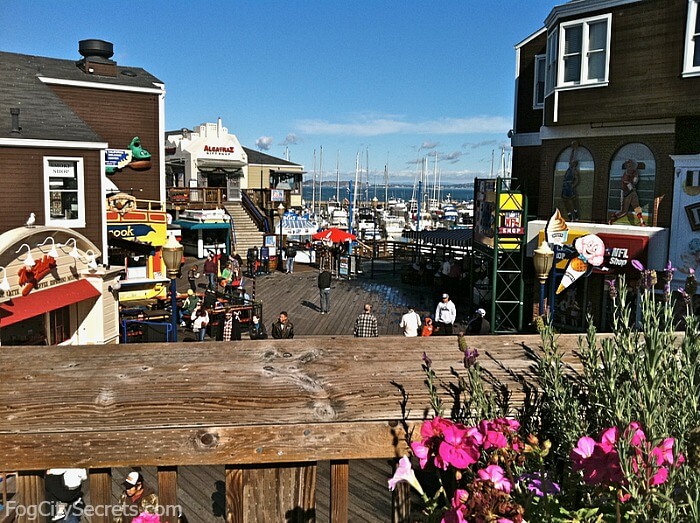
[684,0,700,76]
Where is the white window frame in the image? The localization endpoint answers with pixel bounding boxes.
[43,156,86,228]
[684,0,700,76]
[557,13,612,89]
[533,54,546,109]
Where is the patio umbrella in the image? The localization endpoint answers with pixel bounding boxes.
[312,227,356,243]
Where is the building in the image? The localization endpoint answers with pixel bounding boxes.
[511,0,699,329]
[0,39,165,343]
[165,121,305,258]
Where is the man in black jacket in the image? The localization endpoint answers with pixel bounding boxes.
[318,269,332,314]
[271,311,294,339]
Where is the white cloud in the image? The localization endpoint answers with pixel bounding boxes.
[296,114,510,136]
[420,141,439,150]
[256,136,274,150]
[280,133,299,146]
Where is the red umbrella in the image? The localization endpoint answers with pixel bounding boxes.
[312,227,357,243]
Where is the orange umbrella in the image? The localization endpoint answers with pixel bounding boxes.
[312,227,357,243]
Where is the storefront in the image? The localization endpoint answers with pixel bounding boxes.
[527,218,669,332]
[174,209,231,259]
[165,119,247,201]
[0,226,121,345]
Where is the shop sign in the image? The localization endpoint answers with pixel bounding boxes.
[271,189,285,202]
[204,145,235,154]
[18,255,57,296]
[105,149,132,171]
[339,256,349,277]
[108,224,156,239]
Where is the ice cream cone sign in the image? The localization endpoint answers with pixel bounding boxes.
[545,209,569,246]
[556,234,606,294]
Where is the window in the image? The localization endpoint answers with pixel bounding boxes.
[684,0,700,76]
[44,157,85,227]
[545,30,558,96]
[607,143,656,226]
[554,14,612,89]
[553,144,595,222]
[533,55,546,108]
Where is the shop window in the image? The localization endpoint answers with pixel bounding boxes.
[607,143,656,226]
[684,0,700,76]
[552,13,611,89]
[553,143,594,222]
[44,157,85,228]
[49,306,71,345]
[270,173,301,195]
[533,55,546,108]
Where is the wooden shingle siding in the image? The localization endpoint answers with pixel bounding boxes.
[50,85,161,201]
[548,1,699,126]
[0,146,102,246]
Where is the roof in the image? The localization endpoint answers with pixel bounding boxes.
[402,228,473,247]
[242,146,301,168]
[0,50,162,142]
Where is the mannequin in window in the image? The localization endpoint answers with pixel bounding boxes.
[561,141,580,221]
[609,159,645,226]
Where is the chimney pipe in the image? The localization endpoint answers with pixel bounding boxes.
[10,108,21,135]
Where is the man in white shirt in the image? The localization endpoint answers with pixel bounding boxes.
[435,293,457,335]
[399,306,422,337]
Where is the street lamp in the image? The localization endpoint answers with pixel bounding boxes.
[162,235,184,342]
[277,203,285,272]
[533,240,554,318]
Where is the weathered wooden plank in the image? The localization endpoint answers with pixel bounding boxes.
[0,422,408,470]
[329,460,348,523]
[225,465,242,523]
[158,466,178,523]
[16,472,44,523]
[88,468,112,523]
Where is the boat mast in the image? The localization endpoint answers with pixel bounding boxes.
[490,149,494,178]
[384,155,388,207]
[312,148,316,214]
[319,145,324,207]
[432,150,439,203]
[335,150,340,203]
[352,152,360,229]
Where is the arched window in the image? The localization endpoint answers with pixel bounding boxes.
[607,143,656,226]
[553,143,594,221]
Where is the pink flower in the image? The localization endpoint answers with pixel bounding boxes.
[599,427,619,452]
[625,422,646,447]
[133,514,161,523]
[410,440,430,469]
[571,436,596,461]
[649,466,669,486]
[388,455,425,496]
[652,438,676,466]
[439,423,480,469]
[477,464,512,493]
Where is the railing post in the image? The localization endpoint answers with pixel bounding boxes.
[16,471,44,523]
[329,460,349,523]
[158,466,178,523]
[225,465,243,523]
[89,468,112,523]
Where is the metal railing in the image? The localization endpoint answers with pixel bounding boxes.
[166,187,225,209]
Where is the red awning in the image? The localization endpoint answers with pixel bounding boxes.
[0,279,101,327]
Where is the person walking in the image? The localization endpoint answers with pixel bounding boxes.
[317,269,332,314]
[249,315,268,340]
[285,243,297,273]
[45,468,87,523]
[399,306,422,337]
[246,247,258,277]
[435,293,457,335]
[353,303,378,337]
[271,311,294,339]
[203,252,218,290]
[187,264,200,292]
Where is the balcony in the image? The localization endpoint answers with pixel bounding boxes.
[167,187,226,210]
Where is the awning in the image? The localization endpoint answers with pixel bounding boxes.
[0,279,101,327]
[402,229,473,247]
[276,216,318,236]
[174,220,231,231]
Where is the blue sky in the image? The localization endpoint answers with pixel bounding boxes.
[1,1,556,184]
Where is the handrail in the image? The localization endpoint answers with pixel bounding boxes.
[241,190,270,233]
[166,187,225,210]
[0,335,584,522]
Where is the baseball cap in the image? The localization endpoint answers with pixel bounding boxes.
[187,289,194,296]
[123,471,142,488]
[476,308,486,316]
[442,293,449,299]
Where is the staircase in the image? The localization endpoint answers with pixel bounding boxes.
[223,201,265,255]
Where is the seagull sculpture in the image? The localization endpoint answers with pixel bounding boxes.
[25,212,36,227]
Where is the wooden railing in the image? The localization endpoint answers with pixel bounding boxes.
[166,187,225,210]
[0,335,582,522]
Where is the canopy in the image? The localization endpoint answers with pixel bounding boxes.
[276,215,318,236]
[312,228,356,243]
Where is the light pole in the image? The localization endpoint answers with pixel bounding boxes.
[277,202,285,272]
[533,240,554,318]
[162,235,184,342]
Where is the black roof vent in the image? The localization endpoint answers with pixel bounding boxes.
[10,108,21,135]
[78,39,114,63]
